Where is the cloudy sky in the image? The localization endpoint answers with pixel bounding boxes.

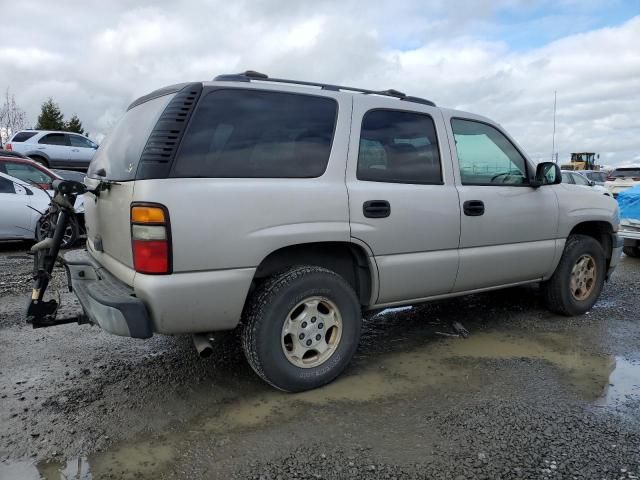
[1,0,638,166]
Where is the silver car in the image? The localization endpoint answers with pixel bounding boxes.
[60,71,622,392]
[6,130,98,170]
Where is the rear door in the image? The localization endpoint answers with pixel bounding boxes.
[346,97,460,305]
[444,115,559,292]
[36,133,70,167]
[0,176,34,239]
[84,93,176,285]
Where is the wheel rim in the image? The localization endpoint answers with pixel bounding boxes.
[281,296,342,369]
[570,254,597,301]
[62,225,73,247]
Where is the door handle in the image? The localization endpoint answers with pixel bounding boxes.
[71,149,79,152]
[363,200,390,218]
[463,200,485,216]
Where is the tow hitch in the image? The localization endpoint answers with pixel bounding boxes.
[26,179,93,329]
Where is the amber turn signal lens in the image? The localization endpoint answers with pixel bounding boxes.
[131,206,165,224]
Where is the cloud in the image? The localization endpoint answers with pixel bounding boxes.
[0,1,637,165]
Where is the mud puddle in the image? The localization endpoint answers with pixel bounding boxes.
[4,328,640,479]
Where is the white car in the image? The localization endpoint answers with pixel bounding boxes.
[0,172,50,240]
[4,130,98,170]
[604,167,640,198]
[561,170,612,196]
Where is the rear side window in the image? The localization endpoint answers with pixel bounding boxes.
[357,110,442,184]
[173,89,337,178]
[87,93,174,181]
[39,133,67,146]
[11,132,37,142]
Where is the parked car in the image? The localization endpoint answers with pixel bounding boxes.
[580,170,608,186]
[604,167,640,198]
[62,72,622,392]
[561,170,612,196]
[0,155,85,246]
[617,185,640,258]
[4,130,98,171]
[0,172,50,241]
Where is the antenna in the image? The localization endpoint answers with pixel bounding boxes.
[551,90,557,163]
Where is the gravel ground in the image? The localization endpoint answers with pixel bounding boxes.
[0,241,639,479]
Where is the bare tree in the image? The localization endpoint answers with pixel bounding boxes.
[0,88,27,146]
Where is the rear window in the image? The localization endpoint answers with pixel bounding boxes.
[612,168,640,178]
[11,132,37,142]
[87,93,174,181]
[173,89,337,178]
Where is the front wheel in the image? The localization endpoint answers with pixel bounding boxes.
[241,266,361,392]
[36,214,79,249]
[541,234,606,316]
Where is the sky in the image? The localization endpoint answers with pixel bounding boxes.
[0,0,638,166]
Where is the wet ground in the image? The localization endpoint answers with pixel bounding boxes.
[0,241,639,479]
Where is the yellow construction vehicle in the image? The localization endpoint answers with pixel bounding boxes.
[561,152,600,171]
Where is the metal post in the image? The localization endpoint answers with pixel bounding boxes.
[551,90,557,163]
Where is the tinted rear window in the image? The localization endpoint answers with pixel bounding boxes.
[87,94,174,181]
[612,168,640,178]
[11,132,37,142]
[173,89,337,178]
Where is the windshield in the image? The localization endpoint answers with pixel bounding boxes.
[612,168,640,178]
[87,93,174,181]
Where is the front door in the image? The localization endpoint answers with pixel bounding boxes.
[346,97,461,305]
[68,134,97,167]
[444,115,559,292]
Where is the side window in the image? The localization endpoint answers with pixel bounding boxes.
[357,110,442,184]
[451,119,528,186]
[571,173,590,186]
[4,162,52,185]
[11,131,38,142]
[69,135,94,148]
[561,172,573,184]
[0,176,16,194]
[174,89,337,178]
[39,133,67,146]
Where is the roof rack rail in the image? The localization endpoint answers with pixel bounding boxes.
[213,71,436,107]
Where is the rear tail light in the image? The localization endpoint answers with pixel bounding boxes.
[633,177,640,181]
[5,143,12,150]
[607,176,615,181]
[131,204,171,274]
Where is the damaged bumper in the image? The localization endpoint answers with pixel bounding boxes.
[65,251,153,339]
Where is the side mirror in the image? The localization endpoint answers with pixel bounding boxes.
[531,162,561,188]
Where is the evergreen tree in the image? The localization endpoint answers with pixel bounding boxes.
[65,114,85,134]
[35,98,65,130]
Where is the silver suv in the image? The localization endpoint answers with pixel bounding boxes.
[6,130,98,170]
[66,71,622,392]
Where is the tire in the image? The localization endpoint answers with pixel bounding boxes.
[29,156,49,168]
[36,214,79,249]
[623,246,640,258]
[241,266,361,392]
[541,234,606,316]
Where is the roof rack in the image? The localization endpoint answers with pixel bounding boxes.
[213,71,436,107]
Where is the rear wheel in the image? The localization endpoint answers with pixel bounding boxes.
[29,156,49,168]
[541,234,606,316]
[241,266,361,392]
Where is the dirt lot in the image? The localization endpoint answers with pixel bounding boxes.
[1,241,639,479]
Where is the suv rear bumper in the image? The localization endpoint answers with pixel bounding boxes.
[65,251,153,338]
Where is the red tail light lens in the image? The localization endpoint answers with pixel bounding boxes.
[130,204,171,274]
[607,176,614,181]
[633,177,640,181]
[132,240,169,274]
[5,143,12,150]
